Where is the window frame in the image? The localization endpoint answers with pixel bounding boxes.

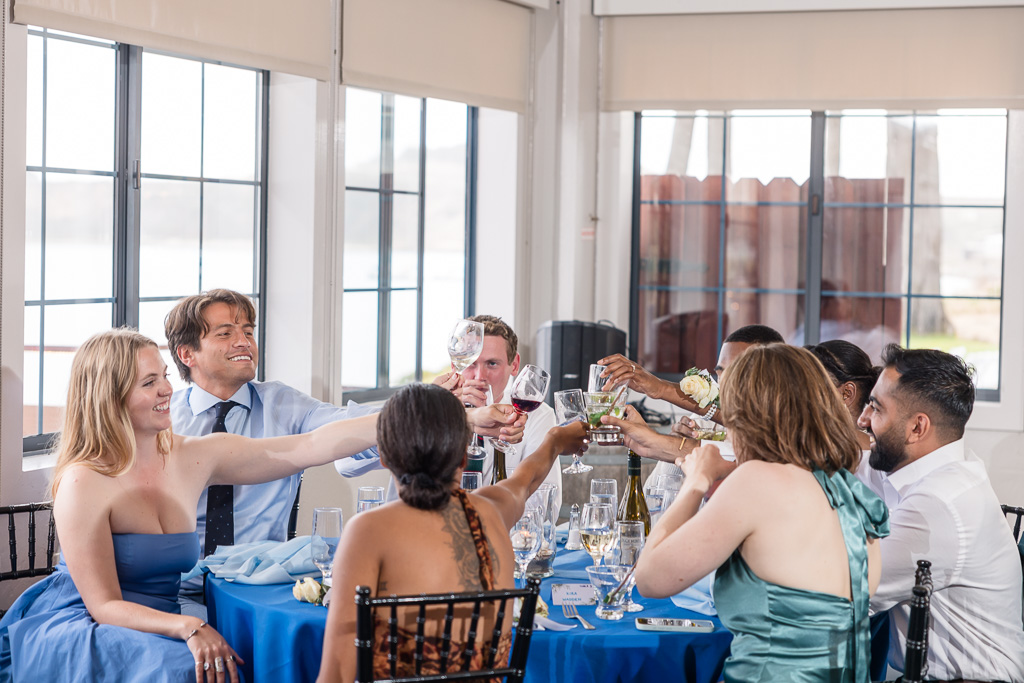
[629,108,1008,404]
[340,90,478,404]
[22,29,269,455]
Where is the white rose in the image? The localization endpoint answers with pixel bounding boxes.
[680,375,712,408]
[292,579,305,601]
[294,577,323,604]
[705,381,719,406]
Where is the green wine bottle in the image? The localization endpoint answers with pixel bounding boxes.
[617,450,651,536]
[492,448,508,484]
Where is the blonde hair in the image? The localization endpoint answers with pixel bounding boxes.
[51,328,173,498]
[720,344,861,475]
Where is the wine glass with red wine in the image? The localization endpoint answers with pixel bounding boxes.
[491,364,550,458]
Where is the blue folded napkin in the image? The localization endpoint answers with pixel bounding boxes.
[181,537,319,585]
[670,570,717,616]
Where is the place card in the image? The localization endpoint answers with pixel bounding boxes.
[550,583,597,605]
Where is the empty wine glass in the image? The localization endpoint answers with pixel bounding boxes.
[580,503,615,567]
[310,507,343,586]
[525,484,557,578]
[590,478,618,508]
[448,319,486,456]
[554,389,591,474]
[509,508,543,588]
[491,365,550,457]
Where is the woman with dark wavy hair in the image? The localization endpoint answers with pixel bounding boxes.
[317,383,586,683]
[635,344,889,682]
[805,339,881,450]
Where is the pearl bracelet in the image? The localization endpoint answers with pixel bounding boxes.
[185,621,206,642]
[703,403,718,420]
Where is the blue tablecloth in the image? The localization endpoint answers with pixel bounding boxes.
[205,550,732,683]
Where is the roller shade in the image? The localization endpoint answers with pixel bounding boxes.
[12,0,333,79]
[342,0,531,112]
[602,7,1024,111]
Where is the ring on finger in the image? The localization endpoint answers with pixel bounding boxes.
[227,655,235,663]
[630,364,635,373]
[215,657,225,673]
[203,662,210,671]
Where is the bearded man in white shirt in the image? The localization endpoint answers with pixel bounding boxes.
[857,344,1024,682]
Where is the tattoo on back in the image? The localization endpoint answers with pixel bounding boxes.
[440,503,484,590]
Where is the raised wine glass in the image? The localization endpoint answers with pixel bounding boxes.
[491,365,550,458]
[509,508,543,588]
[554,389,591,474]
[580,503,615,567]
[310,507,343,586]
[448,319,485,455]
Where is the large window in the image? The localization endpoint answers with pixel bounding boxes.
[341,87,475,400]
[24,28,267,451]
[633,109,1006,400]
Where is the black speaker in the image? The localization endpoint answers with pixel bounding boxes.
[535,320,627,404]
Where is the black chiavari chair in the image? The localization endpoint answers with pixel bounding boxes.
[0,502,58,617]
[354,577,541,683]
[902,559,932,683]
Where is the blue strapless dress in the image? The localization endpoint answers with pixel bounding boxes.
[0,532,201,683]
[714,469,890,683]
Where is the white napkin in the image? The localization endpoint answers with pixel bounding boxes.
[534,615,576,631]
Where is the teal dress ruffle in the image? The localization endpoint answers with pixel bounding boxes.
[714,468,890,682]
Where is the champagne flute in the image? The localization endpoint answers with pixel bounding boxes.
[310,507,343,586]
[554,389,591,474]
[580,503,615,567]
[509,508,543,588]
[491,365,550,457]
[447,319,485,455]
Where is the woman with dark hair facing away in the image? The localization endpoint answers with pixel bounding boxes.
[805,339,881,451]
[0,329,523,683]
[634,344,890,682]
[317,383,587,683]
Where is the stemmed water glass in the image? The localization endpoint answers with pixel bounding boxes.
[491,365,550,457]
[554,389,591,474]
[509,508,543,588]
[580,503,615,567]
[448,319,485,455]
[310,507,343,586]
[615,521,646,612]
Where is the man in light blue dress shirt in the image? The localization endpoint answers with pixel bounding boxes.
[166,289,379,607]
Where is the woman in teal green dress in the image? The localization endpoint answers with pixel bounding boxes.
[635,344,890,682]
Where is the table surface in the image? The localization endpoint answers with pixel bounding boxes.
[206,549,732,683]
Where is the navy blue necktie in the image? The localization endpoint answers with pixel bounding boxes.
[204,401,240,556]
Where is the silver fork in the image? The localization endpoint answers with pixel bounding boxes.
[561,602,596,630]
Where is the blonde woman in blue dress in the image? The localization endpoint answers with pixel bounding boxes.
[635,343,890,682]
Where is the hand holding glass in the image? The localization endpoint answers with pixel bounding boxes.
[311,507,343,586]
[491,365,550,457]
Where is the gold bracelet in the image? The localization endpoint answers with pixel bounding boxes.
[185,621,206,642]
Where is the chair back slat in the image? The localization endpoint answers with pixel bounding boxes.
[389,604,399,678]
[0,502,58,583]
[1001,504,1024,541]
[460,599,482,672]
[414,604,427,677]
[353,577,542,683]
[903,559,932,683]
[439,602,455,674]
[485,597,508,669]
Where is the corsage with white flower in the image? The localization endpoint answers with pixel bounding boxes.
[293,576,331,606]
[679,367,720,420]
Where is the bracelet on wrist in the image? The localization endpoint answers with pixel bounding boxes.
[185,621,206,642]
[703,403,717,420]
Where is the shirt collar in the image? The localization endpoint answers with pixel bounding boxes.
[883,437,966,496]
[186,382,254,416]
